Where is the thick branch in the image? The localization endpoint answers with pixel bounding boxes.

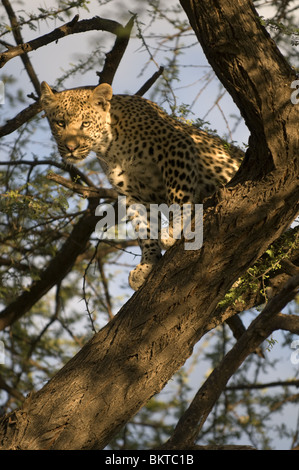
[180,0,297,175]
[0,14,126,69]
[97,15,135,85]
[272,312,299,334]
[226,379,299,391]
[0,101,42,137]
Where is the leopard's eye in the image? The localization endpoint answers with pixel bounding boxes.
[56,120,65,128]
[81,121,91,128]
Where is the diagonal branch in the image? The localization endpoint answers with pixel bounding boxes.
[0,101,42,137]
[46,171,117,199]
[2,0,40,94]
[97,15,135,85]
[162,274,299,449]
[272,312,299,334]
[0,14,127,69]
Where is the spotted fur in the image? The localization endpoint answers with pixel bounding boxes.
[41,82,243,290]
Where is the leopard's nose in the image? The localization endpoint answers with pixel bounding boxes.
[65,142,79,152]
[65,137,80,152]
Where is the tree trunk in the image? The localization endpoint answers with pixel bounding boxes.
[0,0,298,450]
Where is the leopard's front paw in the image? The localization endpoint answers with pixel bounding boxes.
[159,227,177,250]
[129,263,153,291]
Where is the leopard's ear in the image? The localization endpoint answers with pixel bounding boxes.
[91,83,113,110]
[40,81,57,108]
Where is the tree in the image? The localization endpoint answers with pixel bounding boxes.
[0,0,298,450]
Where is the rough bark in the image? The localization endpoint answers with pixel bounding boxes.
[180,0,298,178]
[0,0,298,450]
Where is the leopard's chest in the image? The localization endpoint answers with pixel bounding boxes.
[105,159,167,205]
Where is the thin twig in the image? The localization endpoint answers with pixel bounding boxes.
[46,171,117,200]
[97,257,114,321]
[82,241,101,333]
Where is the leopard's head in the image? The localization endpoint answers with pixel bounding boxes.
[40,81,113,163]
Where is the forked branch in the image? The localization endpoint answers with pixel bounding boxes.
[0,14,126,69]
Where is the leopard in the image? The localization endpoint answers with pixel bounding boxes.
[40,81,243,290]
